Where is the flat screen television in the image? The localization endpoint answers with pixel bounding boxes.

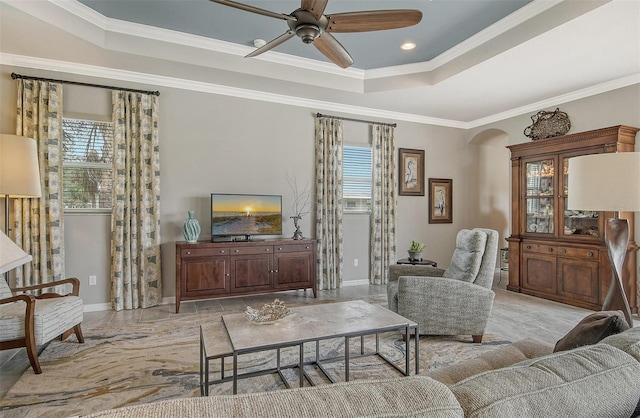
[211,193,282,241]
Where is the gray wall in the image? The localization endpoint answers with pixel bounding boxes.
[0,61,474,308]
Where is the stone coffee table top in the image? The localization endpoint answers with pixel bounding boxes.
[222,300,415,352]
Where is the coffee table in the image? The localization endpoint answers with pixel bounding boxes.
[200,300,419,395]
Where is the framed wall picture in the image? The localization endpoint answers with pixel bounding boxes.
[398,148,425,196]
[429,178,453,223]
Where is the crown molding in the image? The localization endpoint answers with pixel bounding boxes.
[467,72,640,128]
[0,53,464,128]
[35,0,365,79]
[3,53,635,130]
[27,0,559,82]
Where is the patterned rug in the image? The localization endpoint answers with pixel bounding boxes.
[1,301,510,418]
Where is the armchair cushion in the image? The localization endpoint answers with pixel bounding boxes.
[397,276,495,336]
[442,230,487,283]
[0,295,83,344]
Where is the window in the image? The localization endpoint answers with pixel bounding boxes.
[343,145,372,212]
[62,118,114,210]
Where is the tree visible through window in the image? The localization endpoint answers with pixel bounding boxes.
[343,145,372,212]
[62,118,113,210]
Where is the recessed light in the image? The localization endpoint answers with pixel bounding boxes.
[400,42,416,51]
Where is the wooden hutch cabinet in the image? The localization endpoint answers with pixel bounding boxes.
[175,239,316,313]
[507,125,638,313]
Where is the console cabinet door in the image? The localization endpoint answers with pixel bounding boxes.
[557,256,599,305]
[521,252,556,295]
[183,256,230,296]
[230,254,272,292]
[273,252,313,289]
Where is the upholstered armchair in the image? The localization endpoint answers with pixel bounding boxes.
[0,277,84,374]
[387,228,499,343]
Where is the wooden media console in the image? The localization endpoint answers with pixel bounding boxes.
[175,239,317,313]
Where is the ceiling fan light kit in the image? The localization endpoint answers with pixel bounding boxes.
[210,0,422,68]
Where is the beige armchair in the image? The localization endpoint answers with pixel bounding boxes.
[0,277,84,373]
[387,228,499,343]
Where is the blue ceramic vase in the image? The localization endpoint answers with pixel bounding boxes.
[183,211,201,243]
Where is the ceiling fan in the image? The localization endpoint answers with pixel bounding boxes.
[209,0,423,68]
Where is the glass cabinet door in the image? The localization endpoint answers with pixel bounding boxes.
[561,157,600,238]
[525,159,554,234]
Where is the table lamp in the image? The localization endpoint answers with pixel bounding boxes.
[0,134,42,234]
[0,134,41,282]
[0,228,32,275]
[568,152,640,327]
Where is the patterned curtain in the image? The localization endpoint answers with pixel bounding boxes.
[369,124,396,285]
[111,91,162,310]
[315,116,344,290]
[14,80,65,287]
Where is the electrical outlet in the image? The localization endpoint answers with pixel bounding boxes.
[89,275,97,286]
[353,259,358,267]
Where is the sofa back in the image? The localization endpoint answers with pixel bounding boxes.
[450,338,640,418]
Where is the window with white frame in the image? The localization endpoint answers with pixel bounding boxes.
[62,117,114,210]
[343,145,372,213]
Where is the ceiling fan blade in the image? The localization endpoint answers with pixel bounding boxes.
[209,0,296,21]
[245,31,295,58]
[313,33,353,68]
[326,10,422,33]
[301,0,328,19]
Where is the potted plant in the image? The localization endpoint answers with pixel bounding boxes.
[408,240,426,261]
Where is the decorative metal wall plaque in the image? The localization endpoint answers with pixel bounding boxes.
[523,108,571,141]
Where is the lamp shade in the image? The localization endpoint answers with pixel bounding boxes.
[567,152,640,212]
[0,229,31,274]
[0,134,42,198]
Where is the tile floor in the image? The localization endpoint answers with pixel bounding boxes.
[1,275,637,399]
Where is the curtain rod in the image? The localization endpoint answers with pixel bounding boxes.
[11,73,160,96]
[316,113,396,127]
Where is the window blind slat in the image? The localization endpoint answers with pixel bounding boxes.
[343,145,372,212]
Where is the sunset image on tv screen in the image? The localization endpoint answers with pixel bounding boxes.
[211,194,282,236]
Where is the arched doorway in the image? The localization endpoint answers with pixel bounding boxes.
[467,129,510,247]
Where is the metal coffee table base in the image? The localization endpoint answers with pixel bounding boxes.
[200,324,419,395]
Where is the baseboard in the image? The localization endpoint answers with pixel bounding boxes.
[83,302,112,312]
[83,297,175,312]
[343,279,370,287]
[162,296,176,305]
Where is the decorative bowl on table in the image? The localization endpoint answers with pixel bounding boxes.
[245,299,290,324]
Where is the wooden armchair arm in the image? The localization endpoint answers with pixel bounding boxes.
[0,293,35,306]
[0,293,36,355]
[11,277,80,297]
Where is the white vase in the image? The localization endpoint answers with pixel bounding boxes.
[408,250,422,261]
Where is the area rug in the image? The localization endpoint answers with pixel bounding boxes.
[1,303,510,418]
